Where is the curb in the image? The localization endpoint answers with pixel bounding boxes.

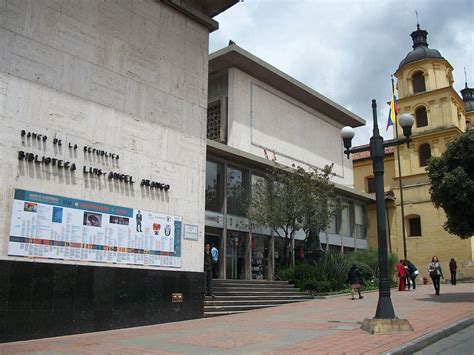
[384,315,474,355]
[313,287,392,299]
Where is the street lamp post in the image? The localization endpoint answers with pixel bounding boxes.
[341,99,414,333]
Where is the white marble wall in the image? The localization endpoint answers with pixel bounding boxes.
[226,68,354,185]
[0,0,209,271]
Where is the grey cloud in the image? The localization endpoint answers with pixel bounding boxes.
[211,0,473,146]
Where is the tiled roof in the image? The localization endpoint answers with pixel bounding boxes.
[352,145,395,161]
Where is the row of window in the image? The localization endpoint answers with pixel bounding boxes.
[206,160,367,238]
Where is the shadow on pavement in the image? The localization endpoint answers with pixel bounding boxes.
[417,292,474,303]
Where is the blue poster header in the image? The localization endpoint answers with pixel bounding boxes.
[14,189,133,217]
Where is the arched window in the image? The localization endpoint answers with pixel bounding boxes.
[407,215,422,237]
[412,71,426,93]
[419,143,431,167]
[415,106,428,127]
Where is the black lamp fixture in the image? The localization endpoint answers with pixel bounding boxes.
[340,99,414,333]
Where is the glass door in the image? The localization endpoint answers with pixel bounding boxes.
[251,234,270,280]
[226,231,246,279]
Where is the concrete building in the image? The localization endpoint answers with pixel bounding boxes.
[205,44,374,280]
[0,0,238,342]
[353,25,474,280]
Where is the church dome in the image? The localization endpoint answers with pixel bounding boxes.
[398,25,444,69]
[461,84,474,113]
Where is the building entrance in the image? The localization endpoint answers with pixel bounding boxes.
[226,231,247,279]
[251,234,270,279]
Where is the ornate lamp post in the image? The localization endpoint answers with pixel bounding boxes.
[341,99,414,333]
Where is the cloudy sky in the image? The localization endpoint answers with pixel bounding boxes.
[209,0,474,146]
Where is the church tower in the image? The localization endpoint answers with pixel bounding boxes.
[460,76,474,129]
[390,24,473,277]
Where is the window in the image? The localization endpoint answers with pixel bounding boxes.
[412,71,426,93]
[205,160,224,212]
[340,204,351,237]
[367,177,375,193]
[419,143,431,167]
[354,204,366,239]
[207,99,226,142]
[326,199,339,234]
[226,166,247,216]
[415,106,428,127]
[408,216,422,236]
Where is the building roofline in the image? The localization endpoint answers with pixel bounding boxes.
[209,44,366,128]
[162,0,239,32]
[207,139,375,202]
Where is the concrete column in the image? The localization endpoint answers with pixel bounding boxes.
[244,231,251,280]
[220,228,226,279]
[268,234,275,281]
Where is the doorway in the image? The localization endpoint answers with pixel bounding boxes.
[205,227,222,279]
[226,231,247,279]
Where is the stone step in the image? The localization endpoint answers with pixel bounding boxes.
[205,294,313,300]
[205,299,310,306]
[213,279,289,285]
[204,310,247,318]
[213,286,301,292]
[214,283,296,289]
[204,304,280,312]
[204,279,311,317]
[212,290,307,297]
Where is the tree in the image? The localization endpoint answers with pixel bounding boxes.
[427,131,474,239]
[247,163,338,266]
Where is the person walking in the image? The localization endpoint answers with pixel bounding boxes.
[347,264,364,300]
[449,258,457,285]
[397,260,406,291]
[406,260,419,290]
[211,243,219,279]
[428,256,444,296]
[204,244,215,297]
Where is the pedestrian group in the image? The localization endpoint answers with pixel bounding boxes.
[348,255,458,301]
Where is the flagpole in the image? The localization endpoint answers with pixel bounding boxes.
[392,76,408,261]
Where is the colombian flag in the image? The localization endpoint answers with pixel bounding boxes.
[386,79,398,131]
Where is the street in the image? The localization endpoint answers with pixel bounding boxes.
[414,324,474,355]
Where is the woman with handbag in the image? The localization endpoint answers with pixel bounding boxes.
[428,256,444,296]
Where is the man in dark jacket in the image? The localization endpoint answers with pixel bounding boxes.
[347,264,364,300]
[204,244,215,297]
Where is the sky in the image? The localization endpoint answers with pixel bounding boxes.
[209,0,474,146]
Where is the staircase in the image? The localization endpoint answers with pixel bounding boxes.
[204,279,313,317]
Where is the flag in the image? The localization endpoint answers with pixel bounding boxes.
[386,79,398,131]
[263,148,269,159]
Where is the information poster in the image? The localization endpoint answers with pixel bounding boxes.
[8,189,182,268]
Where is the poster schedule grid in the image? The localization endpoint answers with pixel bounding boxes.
[8,189,182,268]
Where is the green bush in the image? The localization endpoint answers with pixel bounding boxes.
[276,249,397,294]
[350,248,398,280]
[275,265,295,282]
[317,251,352,285]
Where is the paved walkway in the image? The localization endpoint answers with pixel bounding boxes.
[1,282,473,354]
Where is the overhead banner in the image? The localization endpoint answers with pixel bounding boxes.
[8,189,182,268]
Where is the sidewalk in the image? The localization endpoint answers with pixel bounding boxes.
[1,282,472,354]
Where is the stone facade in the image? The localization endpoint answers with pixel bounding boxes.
[0,0,237,342]
[0,0,211,271]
